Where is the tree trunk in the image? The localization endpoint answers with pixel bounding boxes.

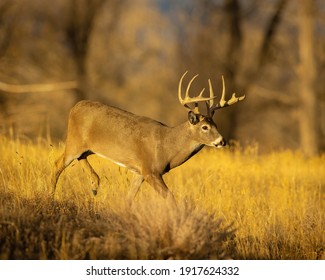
[222,0,242,140]
[298,0,318,156]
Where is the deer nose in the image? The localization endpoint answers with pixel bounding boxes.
[219,138,227,147]
[214,137,227,148]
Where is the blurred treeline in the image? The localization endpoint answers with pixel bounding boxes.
[0,0,324,155]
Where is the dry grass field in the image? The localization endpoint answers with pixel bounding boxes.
[0,135,324,259]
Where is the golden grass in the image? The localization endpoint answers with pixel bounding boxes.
[0,135,324,259]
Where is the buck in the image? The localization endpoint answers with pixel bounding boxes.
[52,72,245,203]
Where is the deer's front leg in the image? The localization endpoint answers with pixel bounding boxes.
[144,173,177,206]
[127,173,144,205]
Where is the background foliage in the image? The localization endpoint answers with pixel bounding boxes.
[0,0,324,155]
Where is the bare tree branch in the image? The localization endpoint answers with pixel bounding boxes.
[0,81,78,93]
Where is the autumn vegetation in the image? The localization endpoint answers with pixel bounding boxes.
[0,0,324,260]
[0,135,324,259]
[0,0,324,155]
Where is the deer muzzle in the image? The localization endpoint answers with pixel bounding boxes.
[213,137,227,148]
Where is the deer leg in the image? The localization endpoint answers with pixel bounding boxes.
[51,147,90,198]
[145,174,177,206]
[79,158,100,196]
[127,173,144,205]
[51,153,74,198]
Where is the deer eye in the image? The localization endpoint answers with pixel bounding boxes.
[201,125,209,131]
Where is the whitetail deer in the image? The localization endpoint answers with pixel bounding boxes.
[52,72,245,203]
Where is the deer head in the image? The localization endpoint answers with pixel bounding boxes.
[178,71,245,147]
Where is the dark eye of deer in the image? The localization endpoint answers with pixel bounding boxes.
[202,125,209,131]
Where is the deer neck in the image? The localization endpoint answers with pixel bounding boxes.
[165,121,204,169]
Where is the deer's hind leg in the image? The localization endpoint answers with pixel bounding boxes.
[51,152,74,198]
[79,157,100,196]
[51,146,91,198]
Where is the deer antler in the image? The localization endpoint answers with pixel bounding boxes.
[178,71,245,116]
[178,71,218,114]
[206,76,245,117]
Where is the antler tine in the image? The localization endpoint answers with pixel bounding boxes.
[220,76,227,107]
[207,75,246,117]
[186,74,199,100]
[178,71,218,114]
[178,71,188,108]
[226,91,246,106]
[207,76,226,108]
[206,79,215,117]
[207,79,215,108]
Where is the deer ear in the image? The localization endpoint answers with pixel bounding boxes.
[188,111,199,125]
